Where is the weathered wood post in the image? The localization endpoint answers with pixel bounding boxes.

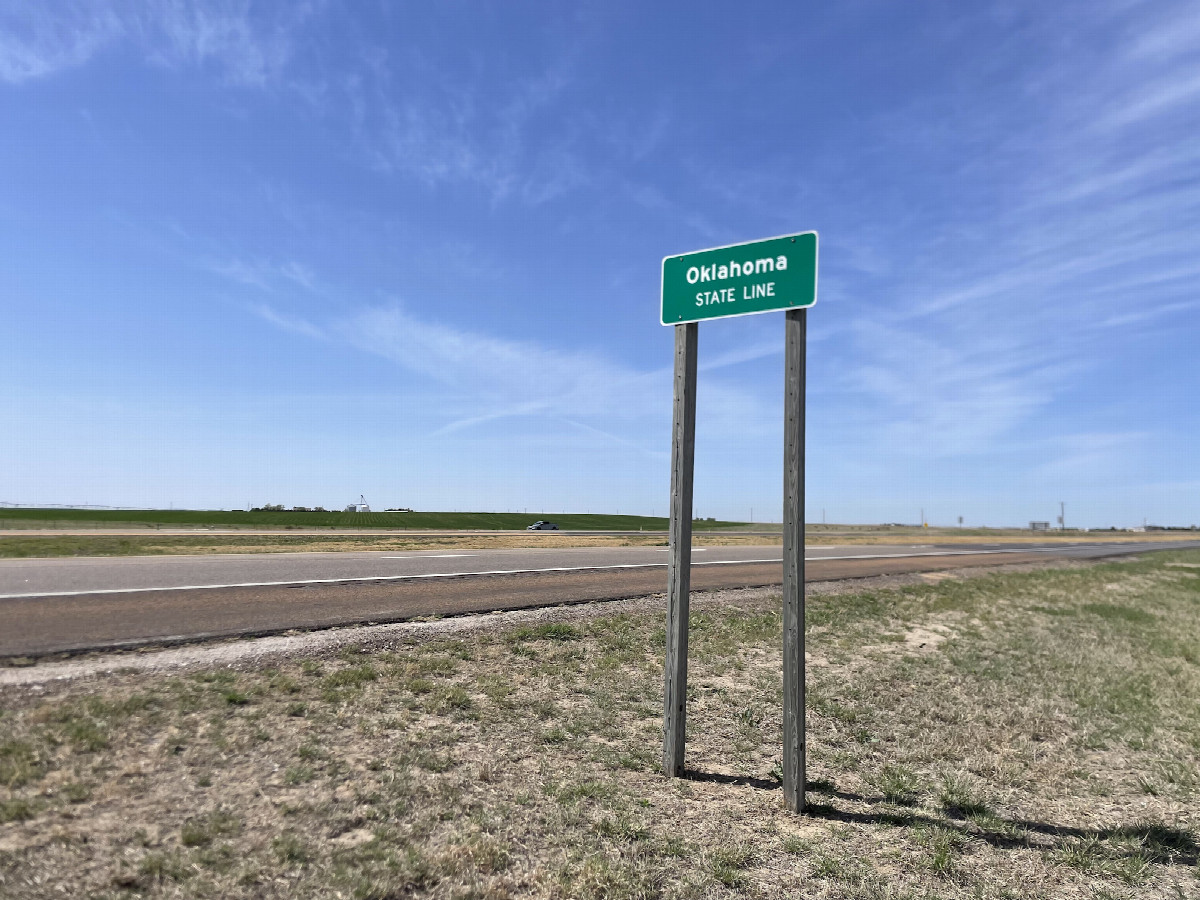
[662,322,698,777]
[782,307,807,812]
[659,231,816,793]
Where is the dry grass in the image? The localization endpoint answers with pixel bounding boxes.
[1,528,1193,559]
[801,530,1200,546]
[0,532,777,559]
[1,551,1198,898]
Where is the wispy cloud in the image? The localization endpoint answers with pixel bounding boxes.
[0,3,668,213]
[838,320,1069,458]
[1034,431,1150,481]
[1127,5,1200,61]
[698,339,782,372]
[812,1,1200,461]
[245,293,778,453]
[144,0,314,86]
[1098,71,1200,131]
[0,4,122,83]
[248,303,325,341]
[339,304,665,423]
[0,1,316,86]
[214,257,316,292]
[359,60,590,203]
[560,418,667,460]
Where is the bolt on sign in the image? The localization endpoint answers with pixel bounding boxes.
[661,231,818,325]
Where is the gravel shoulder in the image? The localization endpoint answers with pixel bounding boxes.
[2,560,1080,687]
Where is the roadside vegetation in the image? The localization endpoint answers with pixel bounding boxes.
[0,508,746,532]
[1,552,1198,897]
[2,525,1194,559]
[0,532,780,559]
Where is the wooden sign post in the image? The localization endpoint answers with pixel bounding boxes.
[781,307,806,812]
[662,322,697,777]
[660,232,817,812]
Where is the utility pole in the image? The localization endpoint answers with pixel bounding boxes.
[1060,501,1065,532]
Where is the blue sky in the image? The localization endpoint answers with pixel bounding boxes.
[1,1,1197,528]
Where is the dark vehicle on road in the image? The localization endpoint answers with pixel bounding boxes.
[526,520,560,531]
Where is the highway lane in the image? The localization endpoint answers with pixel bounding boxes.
[0,541,1171,598]
[1,544,776,597]
[1,541,1194,656]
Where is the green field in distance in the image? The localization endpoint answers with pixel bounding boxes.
[0,508,748,531]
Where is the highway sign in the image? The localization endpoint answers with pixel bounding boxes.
[660,230,817,811]
[661,231,818,325]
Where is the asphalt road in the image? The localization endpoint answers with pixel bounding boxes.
[1,541,1193,657]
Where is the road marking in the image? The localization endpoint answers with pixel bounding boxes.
[0,547,1076,600]
[0,560,784,599]
[381,554,478,559]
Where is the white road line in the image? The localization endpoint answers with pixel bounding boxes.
[381,554,478,559]
[0,547,1071,600]
[0,560,781,599]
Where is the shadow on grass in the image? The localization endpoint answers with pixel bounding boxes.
[683,769,860,802]
[804,798,1198,867]
[684,769,1198,868]
[683,770,780,791]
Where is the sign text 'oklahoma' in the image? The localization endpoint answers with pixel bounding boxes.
[661,231,818,325]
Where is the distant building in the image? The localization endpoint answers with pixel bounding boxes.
[345,494,371,513]
[1029,521,1050,531]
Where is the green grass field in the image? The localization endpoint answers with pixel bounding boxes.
[0,508,745,531]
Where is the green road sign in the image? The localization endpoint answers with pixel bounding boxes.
[661,231,818,325]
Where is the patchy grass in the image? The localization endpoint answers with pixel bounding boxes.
[1,551,1198,898]
[874,764,922,805]
[180,809,241,847]
[939,772,992,818]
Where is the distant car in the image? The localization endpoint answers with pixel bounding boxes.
[526,520,560,531]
